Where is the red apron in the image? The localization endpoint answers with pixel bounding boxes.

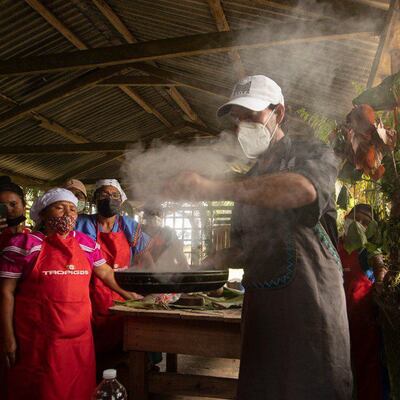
[90,218,131,353]
[338,240,383,400]
[6,233,95,400]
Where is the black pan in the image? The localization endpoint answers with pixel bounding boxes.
[115,269,229,294]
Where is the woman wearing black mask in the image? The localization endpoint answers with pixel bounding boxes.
[75,179,153,355]
[0,176,29,250]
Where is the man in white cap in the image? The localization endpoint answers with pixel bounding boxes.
[162,75,352,399]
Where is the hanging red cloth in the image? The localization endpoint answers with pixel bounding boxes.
[6,234,95,400]
[90,218,131,353]
[338,239,384,400]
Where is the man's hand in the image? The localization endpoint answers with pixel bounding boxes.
[162,171,215,201]
[2,334,16,368]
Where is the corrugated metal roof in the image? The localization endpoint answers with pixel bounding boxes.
[0,0,391,184]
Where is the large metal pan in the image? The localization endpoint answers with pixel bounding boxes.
[115,269,229,294]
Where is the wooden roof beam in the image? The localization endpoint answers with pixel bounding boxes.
[92,0,205,128]
[25,0,88,50]
[26,0,173,131]
[98,76,179,87]
[207,0,246,79]
[167,87,206,127]
[367,0,400,87]
[92,0,137,44]
[0,65,129,129]
[0,167,46,186]
[119,85,172,127]
[0,24,377,76]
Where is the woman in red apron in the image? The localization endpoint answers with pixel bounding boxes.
[0,176,30,399]
[75,179,150,354]
[0,188,137,400]
[338,204,387,400]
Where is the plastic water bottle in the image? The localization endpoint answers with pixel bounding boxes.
[92,369,128,399]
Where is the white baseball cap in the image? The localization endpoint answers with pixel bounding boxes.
[217,75,284,117]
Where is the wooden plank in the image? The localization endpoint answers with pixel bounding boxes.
[207,0,246,79]
[25,0,88,50]
[52,153,124,183]
[129,351,148,400]
[0,65,129,129]
[92,0,204,133]
[133,64,230,99]
[123,315,241,358]
[168,87,206,126]
[98,75,179,87]
[0,24,376,76]
[367,0,399,87]
[0,167,45,186]
[119,85,172,127]
[31,113,89,143]
[0,141,134,155]
[148,372,237,399]
[112,305,241,322]
[92,0,137,43]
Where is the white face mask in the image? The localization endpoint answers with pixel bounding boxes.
[237,109,278,159]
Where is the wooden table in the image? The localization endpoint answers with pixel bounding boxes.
[111,305,242,399]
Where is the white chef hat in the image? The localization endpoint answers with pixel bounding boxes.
[30,188,78,223]
[95,179,127,203]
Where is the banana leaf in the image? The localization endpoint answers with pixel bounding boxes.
[344,220,368,254]
[353,72,400,111]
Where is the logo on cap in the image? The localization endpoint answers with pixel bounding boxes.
[233,81,251,97]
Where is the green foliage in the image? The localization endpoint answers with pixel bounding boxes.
[296,108,336,143]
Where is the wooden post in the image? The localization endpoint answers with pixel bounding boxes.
[166,353,178,373]
[129,351,148,400]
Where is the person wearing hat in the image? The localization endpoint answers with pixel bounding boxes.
[339,204,388,400]
[0,177,30,250]
[162,75,352,399]
[75,179,152,354]
[0,188,139,400]
[141,204,188,271]
[63,178,88,213]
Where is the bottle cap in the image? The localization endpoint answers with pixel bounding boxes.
[103,369,117,379]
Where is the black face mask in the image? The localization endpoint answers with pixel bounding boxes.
[97,198,121,218]
[6,215,26,227]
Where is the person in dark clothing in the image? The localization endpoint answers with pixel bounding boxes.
[162,75,352,399]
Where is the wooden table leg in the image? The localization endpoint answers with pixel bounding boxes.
[166,353,178,373]
[129,351,148,400]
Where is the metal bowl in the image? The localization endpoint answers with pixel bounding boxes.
[115,269,229,294]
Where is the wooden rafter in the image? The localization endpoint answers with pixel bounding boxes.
[0,91,89,144]
[25,0,88,50]
[133,64,231,99]
[167,87,206,127]
[0,65,128,129]
[97,76,179,87]
[92,0,137,44]
[207,0,246,79]
[0,167,45,186]
[25,0,173,130]
[119,85,172,127]
[92,0,204,126]
[31,113,89,143]
[0,24,376,76]
[53,153,124,184]
[367,0,400,87]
